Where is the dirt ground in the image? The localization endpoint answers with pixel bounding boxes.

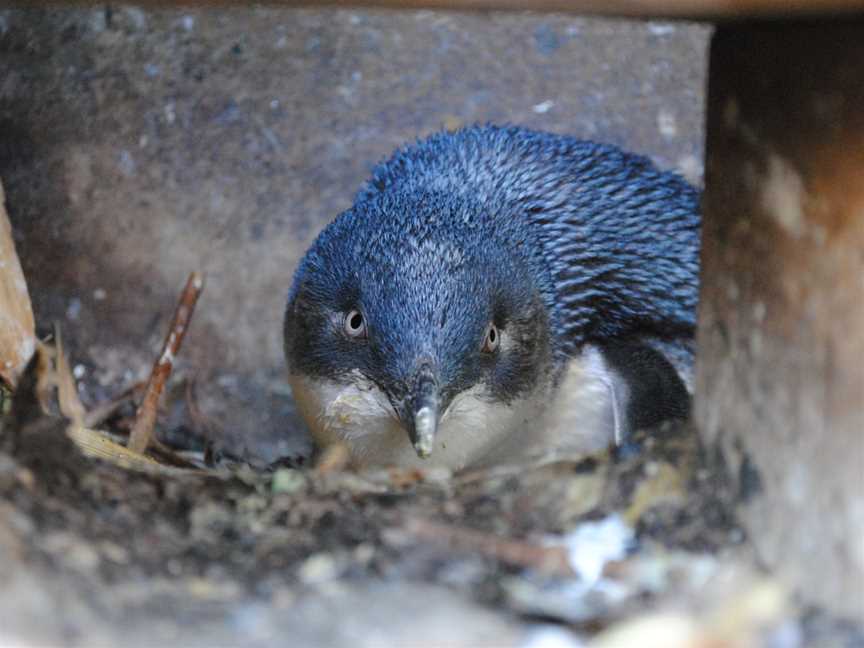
[1,363,861,647]
[0,404,754,646]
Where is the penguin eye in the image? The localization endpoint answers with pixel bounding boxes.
[482,323,500,353]
[343,309,367,339]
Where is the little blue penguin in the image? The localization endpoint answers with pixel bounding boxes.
[284,125,699,470]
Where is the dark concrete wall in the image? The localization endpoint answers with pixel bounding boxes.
[0,8,708,458]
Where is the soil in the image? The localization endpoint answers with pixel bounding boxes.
[2,386,859,647]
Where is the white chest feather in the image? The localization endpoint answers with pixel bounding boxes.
[288,352,617,471]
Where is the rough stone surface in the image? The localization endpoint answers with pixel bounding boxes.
[696,20,864,620]
[0,8,708,458]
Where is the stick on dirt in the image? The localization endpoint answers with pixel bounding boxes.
[128,272,204,454]
[83,381,145,428]
[400,517,575,577]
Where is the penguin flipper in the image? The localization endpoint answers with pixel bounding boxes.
[595,341,691,444]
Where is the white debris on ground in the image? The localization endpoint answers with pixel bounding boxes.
[561,514,634,585]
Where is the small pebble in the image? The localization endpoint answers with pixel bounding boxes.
[298,553,339,585]
[271,468,306,494]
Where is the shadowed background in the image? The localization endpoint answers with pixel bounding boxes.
[0,8,708,459]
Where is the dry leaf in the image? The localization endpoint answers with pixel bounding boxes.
[53,325,86,426]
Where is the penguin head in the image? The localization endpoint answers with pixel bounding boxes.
[284,188,553,458]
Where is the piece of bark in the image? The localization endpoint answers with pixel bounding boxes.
[0,179,35,389]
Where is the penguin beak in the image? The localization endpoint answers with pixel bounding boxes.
[403,368,439,459]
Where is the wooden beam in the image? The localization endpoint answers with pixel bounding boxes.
[697,19,864,619]
[16,0,864,20]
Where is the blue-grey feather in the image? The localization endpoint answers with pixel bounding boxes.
[285,124,699,414]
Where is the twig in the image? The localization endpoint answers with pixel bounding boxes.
[83,381,145,428]
[315,442,351,474]
[398,518,575,577]
[128,272,204,454]
[146,436,202,469]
